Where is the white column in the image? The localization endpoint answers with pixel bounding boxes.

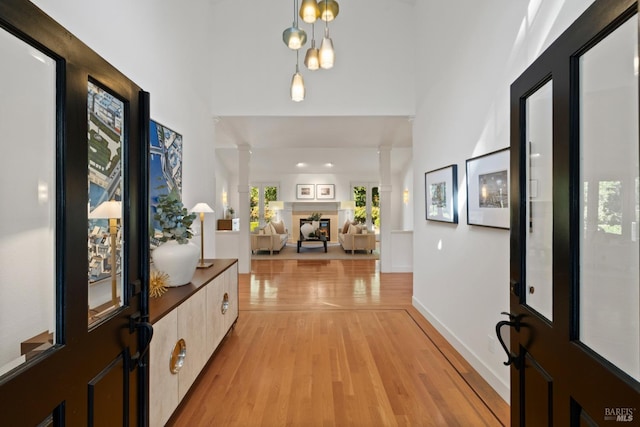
[237,144,251,274]
[379,145,392,272]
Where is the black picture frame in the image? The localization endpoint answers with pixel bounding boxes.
[465,148,510,229]
[425,164,458,223]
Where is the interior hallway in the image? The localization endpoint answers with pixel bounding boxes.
[168,259,509,426]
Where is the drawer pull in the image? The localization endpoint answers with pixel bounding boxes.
[221,293,229,315]
[170,339,187,374]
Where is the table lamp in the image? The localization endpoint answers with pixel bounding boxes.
[189,202,214,268]
[269,200,284,222]
[88,200,122,306]
[340,200,355,221]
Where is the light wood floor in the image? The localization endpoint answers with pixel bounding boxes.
[168,260,509,426]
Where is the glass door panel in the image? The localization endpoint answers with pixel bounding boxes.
[372,186,380,232]
[250,186,259,231]
[0,27,57,376]
[579,15,639,381]
[353,185,367,224]
[264,185,278,222]
[87,81,125,326]
[525,80,554,321]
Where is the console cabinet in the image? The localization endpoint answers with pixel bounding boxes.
[149,259,238,426]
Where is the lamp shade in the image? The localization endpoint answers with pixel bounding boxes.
[282,26,307,50]
[189,202,214,214]
[269,201,284,210]
[304,42,320,70]
[318,0,339,21]
[88,200,122,219]
[340,200,355,210]
[300,0,319,23]
[319,32,334,69]
[291,69,305,102]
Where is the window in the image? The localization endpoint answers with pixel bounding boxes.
[250,183,279,230]
[352,182,380,231]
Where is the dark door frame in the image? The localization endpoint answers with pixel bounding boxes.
[509,0,640,425]
[0,0,150,424]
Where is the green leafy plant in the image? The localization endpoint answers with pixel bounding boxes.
[154,188,196,244]
[308,212,322,221]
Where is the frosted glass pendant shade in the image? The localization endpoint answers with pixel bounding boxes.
[318,0,339,21]
[319,34,334,69]
[291,69,305,102]
[283,26,307,50]
[300,0,319,23]
[304,41,320,70]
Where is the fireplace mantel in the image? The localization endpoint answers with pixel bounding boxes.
[288,201,340,213]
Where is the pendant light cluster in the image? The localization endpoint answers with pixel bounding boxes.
[283,0,339,102]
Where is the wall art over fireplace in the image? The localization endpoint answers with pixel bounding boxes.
[296,184,315,199]
[316,184,335,199]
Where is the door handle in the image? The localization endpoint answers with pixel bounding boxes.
[129,312,154,370]
[495,311,521,369]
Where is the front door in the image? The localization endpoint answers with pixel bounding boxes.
[508,0,640,425]
[0,1,150,425]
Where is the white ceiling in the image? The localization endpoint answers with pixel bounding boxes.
[215,115,414,177]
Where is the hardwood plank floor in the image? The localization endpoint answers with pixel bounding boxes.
[167,260,509,426]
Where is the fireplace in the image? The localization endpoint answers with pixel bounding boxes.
[300,218,330,239]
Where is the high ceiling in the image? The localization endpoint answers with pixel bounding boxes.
[215,115,413,177]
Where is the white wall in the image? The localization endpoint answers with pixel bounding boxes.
[31,0,219,259]
[208,0,415,116]
[401,163,413,230]
[411,0,595,402]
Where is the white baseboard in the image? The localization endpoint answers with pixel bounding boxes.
[391,265,412,272]
[412,296,510,403]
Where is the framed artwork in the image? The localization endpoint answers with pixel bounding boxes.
[316,184,335,200]
[466,148,510,229]
[425,165,458,223]
[149,119,183,240]
[296,184,315,199]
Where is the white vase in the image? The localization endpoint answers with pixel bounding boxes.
[301,222,315,239]
[152,240,199,287]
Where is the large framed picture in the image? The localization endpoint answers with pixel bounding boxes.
[425,165,458,223]
[316,184,335,200]
[149,119,183,241]
[296,184,315,199]
[466,148,510,229]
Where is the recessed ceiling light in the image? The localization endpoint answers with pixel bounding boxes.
[325,162,333,167]
[297,162,306,167]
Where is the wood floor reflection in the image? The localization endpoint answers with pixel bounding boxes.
[168,260,509,426]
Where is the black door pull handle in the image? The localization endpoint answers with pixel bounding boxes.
[129,312,154,370]
[495,312,521,369]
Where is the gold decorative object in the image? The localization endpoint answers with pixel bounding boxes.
[149,271,170,298]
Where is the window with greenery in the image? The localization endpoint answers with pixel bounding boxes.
[354,185,367,224]
[250,184,279,231]
[353,183,380,230]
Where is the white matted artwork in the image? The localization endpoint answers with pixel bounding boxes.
[466,148,510,229]
[316,184,335,199]
[296,184,315,199]
[424,164,458,223]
